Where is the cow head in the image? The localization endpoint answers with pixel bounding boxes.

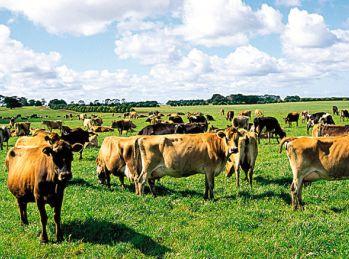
[218,127,240,156]
[42,140,82,181]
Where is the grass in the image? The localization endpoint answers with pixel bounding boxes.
[1,101,349,257]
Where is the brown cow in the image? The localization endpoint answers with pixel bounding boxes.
[111,120,136,135]
[226,130,258,188]
[15,131,60,147]
[312,124,349,137]
[42,120,62,132]
[90,126,114,133]
[280,136,349,209]
[6,140,82,243]
[254,109,263,118]
[226,111,234,121]
[239,110,252,118]
[14,122,31,136]
[96,136,139,189]
[284,112,299,127]
[135,129,240,199]
[0,126,11,150]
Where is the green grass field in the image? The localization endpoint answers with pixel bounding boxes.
[1,101,349,257]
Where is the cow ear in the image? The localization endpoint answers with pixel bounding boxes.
[42,147,53,156]
[216,131,226,139]
[71,143,83,152]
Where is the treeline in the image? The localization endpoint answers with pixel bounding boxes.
[48,99,159,113]
[0,95,45,109]
[167,94,349,106]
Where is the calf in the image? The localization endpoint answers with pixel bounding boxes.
[301,111,309,123]
[6,140,81,243]
[284,112,299,127]
[254,117,286,143]
[280,136,349,209]
[226,130,258,188]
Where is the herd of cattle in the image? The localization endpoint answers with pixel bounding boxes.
[3,105,349,243]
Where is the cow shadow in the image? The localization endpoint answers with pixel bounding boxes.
[254,175,291,187]
[222,190,291,205]
[68,178,101,191]
[154,184,203,198]
[63,219,171,257]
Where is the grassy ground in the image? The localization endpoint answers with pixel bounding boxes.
[1,101,349,257]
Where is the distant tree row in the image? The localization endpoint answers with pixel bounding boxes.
[0,95,45,109]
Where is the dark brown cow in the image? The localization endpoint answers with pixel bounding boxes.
[0,126,11,150]
[340,109,349,121]
[226,111,234,121]
[61,128,92,159]
[168,116,184,124]
[111,120,136,135]
[254,117,286,143]
[333,106,339,115]
[15,122,31,136]
[6,140,82,243]
[312,124,349,137]
[284,112,299,127]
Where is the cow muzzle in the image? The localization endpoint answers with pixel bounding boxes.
[58,170,72,181]
[229,147,238,154]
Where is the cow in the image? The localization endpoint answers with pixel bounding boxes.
[206,114,215,121]
[14,122,31,136]
[111,120,136,135]
[15,131,60,148]
[255,109,263,118]
[61,125,72,134]
[284,112,299,127]
[96,136,139,189]
[61,128,92,160]
[181,123,208,133]
[78,113,87,120]
[312,124,349,137]
[226,111,234,121]
[42,120,62,132]
[123,112,130,119]
[90,126,114,133]
[333,106,339,115]
[340,109,349,121]
[233,116,250,130]
[280,136,349,209]
[168,116,184,124]
[91,117,103,126]
[0,126,11,150]
[135,128,240,199]
[225,130,258,188]
[6,140,82,243]
[188,115,207,124]
[138,123,183,135]
[301,111,309,123]
[253,117,286,144]
[306,112,326,133]
[318,113,335,125]
[239,110,252,118]
[130,111,138,119]
[85,134,98,148]
[9,117,16,128]
[83,119,93,129]
[220,109,225,116]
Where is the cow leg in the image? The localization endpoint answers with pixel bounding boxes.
[136,170,148,195]
[54,202,63,242]
[248,168,253,188]
[79,149,83,160]
[235,166,240,188]
[106,174,111,189]
[204,174,209,199]
[17,200,28,225]
[290,178,303,210]
[118,174,125,190]
[36,200,48,243]
[268,132,271,144]
[148,179,157,197]
[206,171,215,200]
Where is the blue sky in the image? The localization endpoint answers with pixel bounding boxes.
[0,0,348,102]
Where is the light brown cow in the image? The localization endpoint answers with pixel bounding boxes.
[226,130,258,188]
[135,129,240,199]
[280,136,349,209]
[312,124,349,137]
[130,111,138,119]
[15,131,60,147]
[301,111,309,123]
[6,141,82,243]
[226,111,234,121]
[84,134,98,148]
[254,109,263,118]
[90,126,114,132]
[239,110,252,118]
[96,136,139,189]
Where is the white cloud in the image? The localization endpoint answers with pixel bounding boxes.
[175,0,283,47]
[282,8,338,48]
[0,0,170,35]
[275,0,301,7]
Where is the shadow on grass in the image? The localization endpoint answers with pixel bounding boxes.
[153,184,204,199]
[221,190,291,205]
[68,178,101,190]
[255,175,291,187]
[63,219,171,257]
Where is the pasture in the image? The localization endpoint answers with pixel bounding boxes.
[1,101,349,257]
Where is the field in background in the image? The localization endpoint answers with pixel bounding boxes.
[1,101,349,257]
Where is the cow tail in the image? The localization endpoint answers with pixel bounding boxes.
[133,138,142,177]
[279,137,297,153]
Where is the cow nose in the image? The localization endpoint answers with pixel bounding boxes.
[230,147,238,154]
[58,171,72,181]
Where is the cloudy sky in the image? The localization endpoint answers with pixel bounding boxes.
[0,0,349,102]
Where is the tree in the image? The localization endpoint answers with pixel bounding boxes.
[4,97,22,109]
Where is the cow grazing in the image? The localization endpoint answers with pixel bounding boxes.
[226,111,234,121]
[280,136,349,209]
[111,120,136,135]
[168,116,184,124]
[226,130,258,188]
[0,126,11,150]
[340,109,349,121]
[96,136,139,189]
[61,128,92,159]
[188,115,207,124]
[42,120,62,132]
[306,112,326,133]
[6,140,82,243]
[312,124,349,137]
[233,116,250,130]
[239,110,252,118]
[333,106,339,115]
[78,113,87,120]
[254,117,286,143]
[14,122,31,136]
[255,109,263,118]
[318,113,335,125]
[206,114,215,121]
[135,129,240,199]
[284,112,299,127]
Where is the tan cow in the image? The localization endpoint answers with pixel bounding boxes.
[226,130,258,188]
[130,111,138,119]
[96,136,139,189]
[280,136,349,209]
[254,109,263,118]
[135,129,240,199]
[90,126,114,133]
[15,131,60,147]
[239,110,252,118]
[84,134,98,148]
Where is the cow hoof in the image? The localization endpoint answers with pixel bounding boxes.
[40,237,48,244]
